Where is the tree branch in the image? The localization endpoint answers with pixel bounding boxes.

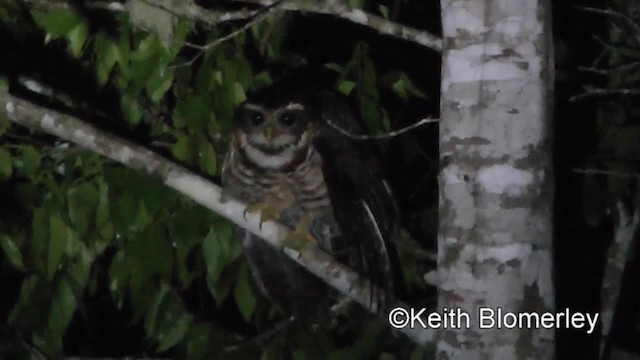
[28,0,442,52]
[22,0,125,11]
[600,201,639,358]
[269,0,443,52]
[0,91,434,347]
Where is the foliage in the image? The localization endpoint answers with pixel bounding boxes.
[0,1,432,358]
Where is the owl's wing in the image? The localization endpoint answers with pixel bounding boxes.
[311,92,400,312]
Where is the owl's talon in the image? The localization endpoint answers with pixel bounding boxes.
[281,229,318,252]
[243,203,281,227]
[280,212,318,251]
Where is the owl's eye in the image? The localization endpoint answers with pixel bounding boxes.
[279,112,296,127]
[250,112,265,126]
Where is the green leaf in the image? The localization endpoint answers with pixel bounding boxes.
[146,67,175,103]
[337,80,356,96]
[32,207,48,268]
[19,146,41,178]
[144,286,193,349]
[233,82,246,105]
[0,73,9,91]
[184,324,214,360]
[67,182,98,235]
[391,79,409,101]
[108,250,127,306]
[202,225,236,284]
[66,21,89,57]
[48,216,76,280]
[234,263,256,321]
[157,306,192,350]
[127,225,173,279]
[0,148,13,181]
[66,245,94,295]
[9,275,51,330]
[348,0,365,9]
[175,95,210,133]
[48,277,78,335]
[0,234,25,270]
[252,70,273,90]
[145,285,169,336]
[172,134,197,162]
[378,5,389,19]
[110,191,136,234]
[34,9,81,39]
[121,94,143,126]
[131,34,158,60]
[96,35,121,86]
[324,63,343,73]
[198,139,217,176]
[96,179,111,234]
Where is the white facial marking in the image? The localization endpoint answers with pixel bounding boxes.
[243,143,296,169]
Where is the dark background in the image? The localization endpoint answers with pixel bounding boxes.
[2,0,639,358]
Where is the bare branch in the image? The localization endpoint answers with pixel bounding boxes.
[22,0,125,11]
[600,201,639,358]
[0,91,435,347]
[229,0,442,51]
[25,0,442,52]
[573,168,640,179]
[170,6,279,68]
[138,0,261,24]
[325,117,438,140]
[578,61,640,75]
[570,87,640,101]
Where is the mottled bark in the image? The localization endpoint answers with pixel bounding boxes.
[438,0,555,359]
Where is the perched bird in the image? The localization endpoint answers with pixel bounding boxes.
[221,86,400,319]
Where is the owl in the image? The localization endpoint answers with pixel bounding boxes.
[221,86,399,319]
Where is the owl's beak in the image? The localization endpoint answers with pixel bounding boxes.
[264,126,274,143]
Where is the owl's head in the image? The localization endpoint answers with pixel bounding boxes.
[232,99,317,170]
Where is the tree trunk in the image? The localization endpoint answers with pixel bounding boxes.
[437,0,555,358]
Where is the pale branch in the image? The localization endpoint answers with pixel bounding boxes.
[228,0,442,51]
[600,201,639,358]
[326,116,438,140]
[22,0,125,11]
[138,0,261,24]
[0,91,435,347]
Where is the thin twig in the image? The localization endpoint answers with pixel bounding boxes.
[573,168,640,179]
[579,61,640,75]
[570,87,640,101]
[170,6,279,69]
[325,117,438,140]
[164,0,441,52]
